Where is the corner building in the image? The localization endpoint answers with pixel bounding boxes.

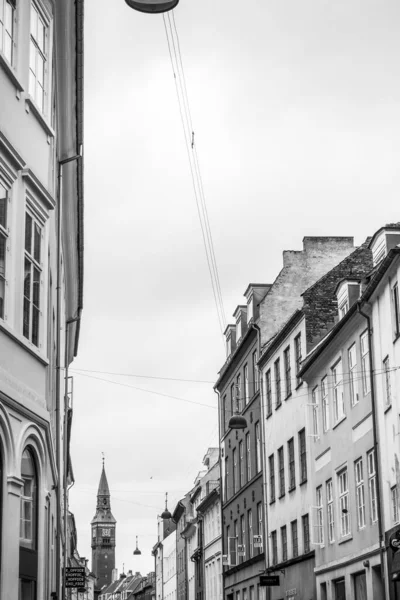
[0,0,84,598]
[91,463,117,593]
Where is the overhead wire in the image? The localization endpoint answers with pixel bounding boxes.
[162,11,226,342]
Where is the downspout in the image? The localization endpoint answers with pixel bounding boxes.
[251,323,270,595]
[357,302,388,598]
[56,152,81,600]
[214,387,225,599]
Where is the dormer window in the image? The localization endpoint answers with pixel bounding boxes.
[233,305,247,344]
[369,225,400,267]
[224,325,236,358]
[236,314,242,342]
[247,294,254,323]
[336,280,361,320]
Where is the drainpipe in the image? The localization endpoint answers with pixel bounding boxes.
[357,302,388,598]
[251,323,270,599]
[56,151,81,600]
[214,387,226,600]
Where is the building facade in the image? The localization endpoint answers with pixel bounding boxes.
[0,0,84,598]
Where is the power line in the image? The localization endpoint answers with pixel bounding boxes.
[72,370,216,409]
[68,367,214,384]
[162,11,226,341]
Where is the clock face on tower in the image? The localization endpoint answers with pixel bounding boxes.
[102,528,111,536]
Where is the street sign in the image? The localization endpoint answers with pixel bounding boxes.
[253,534,263,548]
[260,575,280,587]
[65,567,86,588]
[238,544,246,557]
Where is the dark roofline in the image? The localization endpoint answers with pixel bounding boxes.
[299,247,400,376]
[196,487,219,515]
[258,310,303,369]
[214,323,257,389]
[172,500,185,524]
[190,486,201,504]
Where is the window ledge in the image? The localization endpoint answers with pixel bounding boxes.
[266,411,272,420]
[0,318,49,366]
[24,95,55,138]
[278,493,286,500]
[285,392,292,401]
[338,534,353,545]
[299,478,308,487]
[275,402,282,411]
[295,380,304,390]
[333,416,346,430]
[0,52,24,92]
[269,499,276,506]
[288,486,296,494]
[393,332,400,345]
[384,404,392,414]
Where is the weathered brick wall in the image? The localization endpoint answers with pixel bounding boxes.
[302,243,373,349]
[259,237,355,345]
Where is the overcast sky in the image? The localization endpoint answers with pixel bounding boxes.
[69,0,400,576]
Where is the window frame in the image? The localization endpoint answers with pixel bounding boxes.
[348,343,358,406]
[383,356,392,407]
[316,486,324,545]
[269,454,275,503]
[302,514,310,553]
[278,446,285,498]
[355,458,366,529]
[271,530,277,565]
[29,0,51,115]
[326,479,334,543]
[274,357,281,408]
[288,437,295,491]
[281,525,287,562]
[265,369,272,416]
[252,350,259,395]
[368,450,378,523]
[312,386,319,438]
[392,282,400,337]
[284,346,292,398]
[291,519,298,558]
[360,330,371,395]
[255,421,261,474]
[321,376,329,432]
[246,432,251,482]
[298,428,307,484]
[239,440,244,489]
[244,363,249,406]
[338,469,350,537]
[332,358,344,423]
[0,0,15,64]
[392,485,399,524]
[0,181,9,321]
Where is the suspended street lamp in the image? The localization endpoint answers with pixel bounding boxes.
[228,384,247,430]
[124,0,179,14]
[161,492,172,520]
[133,536,142,555]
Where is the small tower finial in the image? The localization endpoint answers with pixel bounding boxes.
[102,452,105,468]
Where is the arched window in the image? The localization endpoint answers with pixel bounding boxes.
[19,448,38,600]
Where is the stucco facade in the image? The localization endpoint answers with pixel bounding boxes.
[0,1,84,599]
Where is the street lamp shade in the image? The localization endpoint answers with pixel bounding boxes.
[124,0,179,13]
[228,414,247,430]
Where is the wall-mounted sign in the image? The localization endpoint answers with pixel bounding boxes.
[260,575,279,587]
[253,534,263,548]
[390,531,400,552]
[238,544,246,557]
[222,555,229,566]
[65,567,85,588]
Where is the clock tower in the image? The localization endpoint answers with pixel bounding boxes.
[91,460,116,592]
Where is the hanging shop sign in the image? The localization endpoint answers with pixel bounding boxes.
[253,534,263,548]
[238,544,246,557]
[125,0,179,13]
[260,575,280,586]
[390,530,400,552]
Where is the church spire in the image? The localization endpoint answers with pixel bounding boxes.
[97,455,110,498]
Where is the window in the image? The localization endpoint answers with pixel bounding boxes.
[239,441,244,488]
[338,469,350,537]
[233,448,238,494]
[247,510,253,558]
[332,359,344,422]
[257,502,263,554]
[326,480,334,543]
[284,346,291,397]
[20,448,38,598]
[339,298,349,319]
[269,454,275,503]
[288,438,295,490]
[230,383,235,422]
[299,429,307,483]
[278,446,285,497]
[368,450,378,523]
[316,486,324,545]
[252,350,259,394]
[0,0,14,64]
[281,525,287,562]
[383,357,392,407]
[240,514,246,562]
[294,333,302,386]
[393,282,400,337]
[291,520,298,558]
[23,212,42,347]
[225,457,229,500]
[274,358,281,408]
[265,369,272,416]
[321,377,329,431]
[246,432,251,482]
[237,374,242,412]
[29,2,49,112]
[0,182,8,319]
[222,394,226,433]
[360,331,371,395]
[244,364,249,406]
[271,530,277,565]
[302,514,310,553]
[312,386,319,438]
[392,486,399,523]
[355,459,365,529]
[348,344,358,406]
[255,422,261,473]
